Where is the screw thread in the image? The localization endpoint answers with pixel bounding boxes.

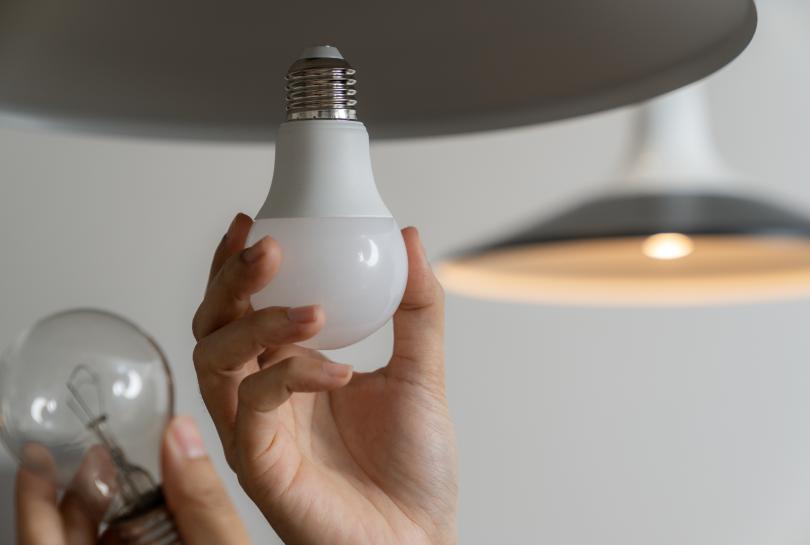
[106,490,182,545]
[285,48,358,121]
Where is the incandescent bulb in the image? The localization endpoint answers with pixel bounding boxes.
[248,46,408,349]
[0,309,179,544]
[642,232,695,260]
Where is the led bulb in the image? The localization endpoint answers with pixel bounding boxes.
[0,309,179,544]
[248,46,408,349]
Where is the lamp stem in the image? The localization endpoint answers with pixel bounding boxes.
[619,81,736,191]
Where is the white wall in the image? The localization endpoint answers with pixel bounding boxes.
[3,1,810,543]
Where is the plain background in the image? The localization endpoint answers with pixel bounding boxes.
[3,0,810,543]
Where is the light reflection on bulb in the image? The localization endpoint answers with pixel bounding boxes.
[30,397,58,425]
[360,238,380,267]
[642,233,694,260]
[112,370,143,400]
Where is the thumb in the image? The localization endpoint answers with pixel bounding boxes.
[387,227,446,387]
[161,416,251,545]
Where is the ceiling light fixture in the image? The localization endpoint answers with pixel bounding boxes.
[439,83,810,306]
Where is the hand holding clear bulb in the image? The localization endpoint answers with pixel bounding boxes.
[0,310,252,545]
[15,416,253,545]
[191,214,458,545]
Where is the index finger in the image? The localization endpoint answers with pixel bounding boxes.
[208,213,253,285]
[386,227,446,389]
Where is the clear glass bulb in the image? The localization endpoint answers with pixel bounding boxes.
[0,309,174,526]
[248,217,408,349]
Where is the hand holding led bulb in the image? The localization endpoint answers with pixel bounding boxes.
[190,46,458,544]
[191,214,458,545]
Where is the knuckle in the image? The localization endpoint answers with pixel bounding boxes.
[191,341,208,371]
[221,253,246,285]
[250,307,292,344]
[208,267,225,292]
[198,382,208,405]
[258,344,294,367]
[275,355,301,375]
[245,316,270,351]
[191,308,204,341]
[275,356,308,391]
[245,311,264,335]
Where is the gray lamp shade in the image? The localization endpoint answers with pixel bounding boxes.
[476,193,810,246]
[438,192,810,305]
[0,0,756,140]
[438,84,810,306]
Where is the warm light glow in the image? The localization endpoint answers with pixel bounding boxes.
[642,233,694,260]
[437,235,810,306]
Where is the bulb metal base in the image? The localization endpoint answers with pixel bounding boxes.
[106,488,182,545]
[285,47,358,121]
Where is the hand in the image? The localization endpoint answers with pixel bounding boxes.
[191,214,458,545]
[14,416,252,545]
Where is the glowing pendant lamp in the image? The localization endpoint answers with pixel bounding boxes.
[439,83,810,305]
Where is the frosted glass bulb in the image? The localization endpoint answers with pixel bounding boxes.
[0,309,179,544]
[248,46,408,349]
[248,218,407,348]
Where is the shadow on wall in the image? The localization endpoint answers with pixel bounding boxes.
[0,466,15,542]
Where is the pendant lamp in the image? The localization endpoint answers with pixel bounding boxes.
[438,83,810,305]
[0,0,755,140]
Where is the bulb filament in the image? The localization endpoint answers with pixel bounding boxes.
[66,365,157,508]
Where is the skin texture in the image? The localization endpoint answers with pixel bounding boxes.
[15,416,252,545]
[191,214,458,545]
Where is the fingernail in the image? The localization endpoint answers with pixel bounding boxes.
[322,361,352,378]
[169,416,206,460]
[287,305,319,323]
[241,237,267,264]
[404,226,425,251]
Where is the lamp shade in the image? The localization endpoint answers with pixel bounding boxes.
[0,0,755,140]
[439,84,810,306]
[439,193,810,305]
